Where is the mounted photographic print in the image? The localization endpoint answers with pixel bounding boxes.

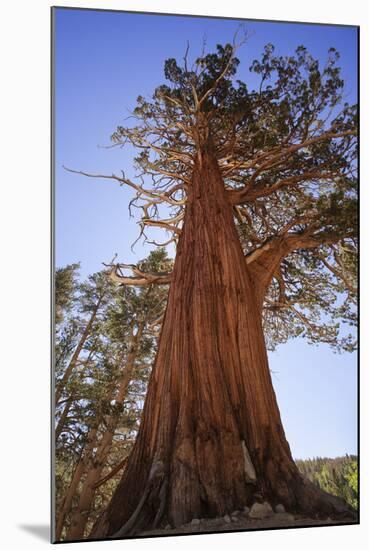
[52,6,359,543]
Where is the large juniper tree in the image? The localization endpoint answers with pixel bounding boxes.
[70,38,357,537]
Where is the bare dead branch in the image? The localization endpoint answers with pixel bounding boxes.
[63,166,185,207]
[107,262,172,287]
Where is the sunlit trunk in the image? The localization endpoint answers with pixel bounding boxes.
[91,147,353,539]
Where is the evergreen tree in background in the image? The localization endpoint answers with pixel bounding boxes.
[296,456,358,511]
[55,250,171,540]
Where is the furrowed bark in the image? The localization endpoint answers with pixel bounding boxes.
[245,232,347,306]
[245,236,293,307]
[90,146,354,540]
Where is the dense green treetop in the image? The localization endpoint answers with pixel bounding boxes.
[70,39,357,351]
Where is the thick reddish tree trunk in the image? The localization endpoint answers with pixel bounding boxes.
[91,147,353,539]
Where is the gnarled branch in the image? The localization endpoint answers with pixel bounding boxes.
[106,262,172,287]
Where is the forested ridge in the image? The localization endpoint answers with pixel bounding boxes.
[296,456,358,511]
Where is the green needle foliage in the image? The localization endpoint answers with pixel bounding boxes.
[296,455,358,510]
[54,249,172,539]
[108,39,357,352]
[55,263,80,326]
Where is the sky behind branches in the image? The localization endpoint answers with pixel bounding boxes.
[54,7,358,459]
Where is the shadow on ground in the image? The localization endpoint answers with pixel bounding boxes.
[18,524,50,542]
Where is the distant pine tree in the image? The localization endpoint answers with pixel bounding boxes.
[55,250,172,541]
[296,455,358,510]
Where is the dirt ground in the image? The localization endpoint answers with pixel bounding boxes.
[139,513,358,537]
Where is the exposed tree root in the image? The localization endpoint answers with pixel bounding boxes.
[111,461,167,537]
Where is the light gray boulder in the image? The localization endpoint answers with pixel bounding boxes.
[190,518,201,526]
[263,502,273,514]
[249,502,274,519]
[223,514,231,523]
[275,503,286,513]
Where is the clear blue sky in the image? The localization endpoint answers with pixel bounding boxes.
[54,7,358,459]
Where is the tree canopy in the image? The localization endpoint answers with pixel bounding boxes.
[68,38,357,352]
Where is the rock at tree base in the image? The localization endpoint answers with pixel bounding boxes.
[275,503,286,513]
[249,502,274,519]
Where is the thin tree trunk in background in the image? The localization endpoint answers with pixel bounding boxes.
[55,295,104,406]
[55,348,96,442]
[55,373,118,541]
[55,398,73,442]
[91,147,353,539]
[65,324,144,540]
[94,455,129,490]
[55,427,98,541]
